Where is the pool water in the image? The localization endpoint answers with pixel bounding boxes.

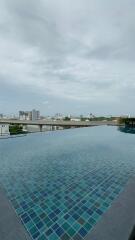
[0,126,135,240]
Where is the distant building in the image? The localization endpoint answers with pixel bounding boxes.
[19,111,32,120]
[0,124,10,136]
[54,113,63,120]
[31,109,40,121]
[19,110,40,121]
[0,114,3,119]
[71,117,81,122]
[89,113,95,119]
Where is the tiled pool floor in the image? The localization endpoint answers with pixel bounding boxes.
[0,126,135,239]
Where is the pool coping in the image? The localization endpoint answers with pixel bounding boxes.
[0,186,31,240]
[85,176,135,240]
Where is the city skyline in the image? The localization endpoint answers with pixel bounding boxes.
[0,0,135,115]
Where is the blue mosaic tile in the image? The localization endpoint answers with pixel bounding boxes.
[0,127,135,239]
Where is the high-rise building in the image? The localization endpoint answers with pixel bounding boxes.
[19,110,40,121]
[0,114,3,119]
[31,109,40,121]
[19,111,32,120]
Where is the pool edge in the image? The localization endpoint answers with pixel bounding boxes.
[0,186,31,240]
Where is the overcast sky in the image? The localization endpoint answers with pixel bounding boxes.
[0,0,135,116]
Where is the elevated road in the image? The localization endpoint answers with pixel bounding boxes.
[0,119,117,128]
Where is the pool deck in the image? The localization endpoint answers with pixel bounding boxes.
[85,176,135,240]
[0,187,31,240]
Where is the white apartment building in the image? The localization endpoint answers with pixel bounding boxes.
[0,124,10,136]
[19,111,32,121]
[19,110,40,121]
[32,109,40,121]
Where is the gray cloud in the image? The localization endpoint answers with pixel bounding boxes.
[0,0,135,115]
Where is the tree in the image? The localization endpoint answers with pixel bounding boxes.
[63,116,71,121]
[9,124,24,135]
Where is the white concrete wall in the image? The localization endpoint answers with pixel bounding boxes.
[0,124,10,136]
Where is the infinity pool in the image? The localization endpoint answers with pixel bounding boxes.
[0,126,135,240]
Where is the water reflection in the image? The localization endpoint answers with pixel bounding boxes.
[118,126,135,134]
